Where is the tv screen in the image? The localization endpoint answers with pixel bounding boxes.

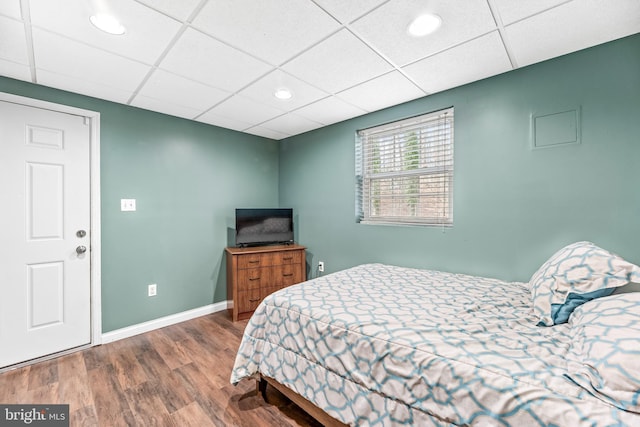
[235,208,294,247]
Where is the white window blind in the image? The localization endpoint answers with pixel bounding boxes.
[356,107,454,226]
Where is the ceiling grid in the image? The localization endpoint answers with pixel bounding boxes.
[0,0,637,139]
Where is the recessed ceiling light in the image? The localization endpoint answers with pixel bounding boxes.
[274,88,293,100]
[407,13,442,37]
[90,14,126,35]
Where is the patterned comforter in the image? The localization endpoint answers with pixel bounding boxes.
[230,264,639,426]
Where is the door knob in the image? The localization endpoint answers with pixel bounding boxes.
[76,245,87,255]
[76,230,87,238]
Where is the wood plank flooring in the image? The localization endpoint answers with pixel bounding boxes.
[0,311,322,427]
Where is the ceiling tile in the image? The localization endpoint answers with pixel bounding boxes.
[0,0,21,19]
[259,113,325,136]
[135,0,202,21]
[0,15,29,64]
[312,0,388,24]
[202,95,285,126]
[192,0,340,65]
[282,29,393,93]
[337,71,425,112]
[0,58,31,81]
[32,28,151,92]
[130,94,202,120]
[239,70,329,111]
[160,28,273,93]
[403,31,512,95]
[29,0,182,65]
[196,112,254,132]
[136,69,230,111]
[506,0,640,67]
[351,0,496,66]
[294,96,367,125]
[6,0,635,140]
[491,0,570,25]
[36,69,133,104]
[244,125,291,140]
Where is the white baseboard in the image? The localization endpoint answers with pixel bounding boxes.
[101,300,230,344]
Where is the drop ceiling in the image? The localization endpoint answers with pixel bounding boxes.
[1,0,638,140]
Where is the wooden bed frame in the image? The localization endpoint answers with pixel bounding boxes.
[258,375,349,427]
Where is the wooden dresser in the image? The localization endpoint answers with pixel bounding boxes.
[225,244,306,321]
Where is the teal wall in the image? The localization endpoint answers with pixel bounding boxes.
[0,78,279,332]
[279,34,640,282]
[2,34,638,333]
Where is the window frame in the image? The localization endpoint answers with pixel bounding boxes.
[355,107,454,227]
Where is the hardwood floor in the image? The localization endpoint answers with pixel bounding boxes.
[0,311,322,427]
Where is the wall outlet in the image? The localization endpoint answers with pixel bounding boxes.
[148,283,157,297]
[318,261,325,272]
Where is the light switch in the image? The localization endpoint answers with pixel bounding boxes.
[121,199,136,211]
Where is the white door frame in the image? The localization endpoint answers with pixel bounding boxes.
[0,92,102,350]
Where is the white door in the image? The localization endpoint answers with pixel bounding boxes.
[0,100,91,368]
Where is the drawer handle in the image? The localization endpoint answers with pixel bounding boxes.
[283,256,293,260]
[249,298,260,302]
[249,277,261,281]
[283,273,293,277]
[248,260,260,264]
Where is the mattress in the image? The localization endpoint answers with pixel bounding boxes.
[231,263,639,426]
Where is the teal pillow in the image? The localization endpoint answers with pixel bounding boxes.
[550,288,614,324]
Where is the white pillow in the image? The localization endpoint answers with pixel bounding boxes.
[529,241,640,326]
[565,293,640,413]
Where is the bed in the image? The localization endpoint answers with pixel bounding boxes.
[231,242,640,426]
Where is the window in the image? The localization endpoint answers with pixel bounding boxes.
[356,107,454,226]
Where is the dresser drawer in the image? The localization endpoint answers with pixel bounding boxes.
[274,250,302,265]
[271,264,303,287]
[237,253,273,269]
[236,267,270,291]
[237,288,262,314]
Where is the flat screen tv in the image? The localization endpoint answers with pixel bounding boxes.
[235,208,294,247]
